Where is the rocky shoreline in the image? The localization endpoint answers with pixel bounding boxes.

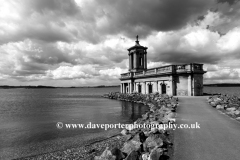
[97,92,178,160]
[207,94,240,121]
[18,92,178,160]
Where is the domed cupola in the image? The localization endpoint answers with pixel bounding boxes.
[127,35,148,72]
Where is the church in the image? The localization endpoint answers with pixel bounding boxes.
[119,36,207,96]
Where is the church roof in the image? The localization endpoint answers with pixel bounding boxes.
[127,35,148,51]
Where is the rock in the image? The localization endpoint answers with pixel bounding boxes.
[150,120,159,126]
[125,150,139,160]
[207,99,212,103]
[123,134,133,141]
[121,140,142,155]
[149,147,163,160]
[236,117,240,121]
[145,136,163,150]
[150,128,159,134]
[126,124,135,131]
[143,131,150,137]
[226,107,236,112]
[165,112,175,119]
[210,102,217,107]
[111,147,125,160]
[234,110,240,116]
[216,105,224,110]
[94,147,116,160]
[139,131,147,143]
[166,104,171,107]
[215,98,222,102]
[159,154,170,160]
[142,153,150,160]
[142,113,149,120]
[121,129,129,135]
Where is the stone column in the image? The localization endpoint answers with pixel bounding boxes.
[146,82,149,94]
[168,80,173,96]
[188,75,192,96]
[129,54,131,70]
[133,83,135,93]
[144,52,147,69]
[133,52,137,69]
[153,81,158,93]
[123,83,125,93]
[142,82,146,94]
[136,83,138,93]
[159,83,162,94]
[192,76,195,96]
[120,83,122,93]
[143,54,145,69]
[129,82,132,93]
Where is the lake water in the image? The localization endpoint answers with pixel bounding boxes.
[204,87,240,96]
[0,87,149,159]
[1,86,240,159]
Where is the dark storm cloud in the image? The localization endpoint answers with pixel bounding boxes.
[20,26,74,43]
[25,0,80,16]
[94,0,215,38]
[0,0,217,45]
[217,0,239,5]
[25,44,76,65]
[0,0,81,45]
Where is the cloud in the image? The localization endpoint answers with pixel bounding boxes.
[205,68,240,81]
[45,65,97,80]
[143,19,240,65]
[0,0,240,86]
[217,0,238,5]
[0,0,83,44]
[25,0,80,16]
[99,67,127,79]
[90,0,216,38]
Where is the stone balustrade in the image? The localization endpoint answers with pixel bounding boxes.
[120,63,204,79]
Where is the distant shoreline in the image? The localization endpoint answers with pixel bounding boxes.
[204,83,240,87]
[0,85,120,89]
[1,83,240,89]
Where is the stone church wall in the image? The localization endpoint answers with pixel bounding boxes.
[176,76,188,96]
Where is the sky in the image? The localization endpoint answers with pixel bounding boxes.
[0,0,240,86]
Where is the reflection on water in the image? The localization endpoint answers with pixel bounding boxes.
[0,88,148,159]
[121,101,147,122]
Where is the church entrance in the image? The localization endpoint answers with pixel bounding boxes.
[162,84,166,94]
[138,84,142,93]
[148,84,153,94]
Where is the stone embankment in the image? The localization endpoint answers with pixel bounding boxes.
[207,94,240,121]
[95,92,178,160]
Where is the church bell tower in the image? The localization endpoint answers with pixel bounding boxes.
[128,35,148,72]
